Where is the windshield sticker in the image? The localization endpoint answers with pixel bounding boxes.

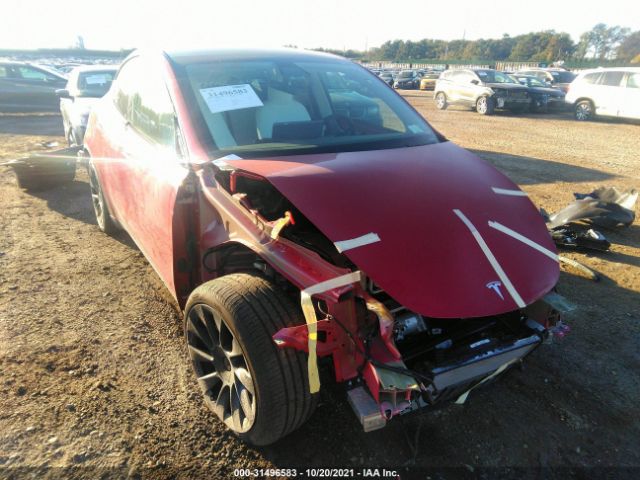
[199,84,263,114]
[477,72,487,76]
[408,124,423,134]
[84,74,111,85]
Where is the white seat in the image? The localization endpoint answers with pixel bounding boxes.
[256,87,310,139]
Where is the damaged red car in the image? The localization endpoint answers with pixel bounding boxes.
[83,48,565,445]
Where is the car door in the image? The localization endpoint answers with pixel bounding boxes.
[97,55,190,292]
[0,65,13,109]
[594,71,625,116]
[619,72,640,119]
[457,71,479,105]
[447,71,467,103]
[13,65,66,110]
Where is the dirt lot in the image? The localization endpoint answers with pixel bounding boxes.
[1,96,639,479]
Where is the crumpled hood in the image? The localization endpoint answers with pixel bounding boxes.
[224,142,559,318]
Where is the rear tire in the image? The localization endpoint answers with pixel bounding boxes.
[435,92,448,110]
[184,273,318,446]
[575,100,594,121]
[88,162,118,235]
[476,95,495,115]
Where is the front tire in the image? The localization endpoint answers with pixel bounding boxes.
[575,100,594,121]
[435,92,448,110]
[184,273,318,446]
[476,95,495,115]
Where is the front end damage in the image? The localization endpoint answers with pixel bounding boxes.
[273,272,566,432]
[197,142,567,433]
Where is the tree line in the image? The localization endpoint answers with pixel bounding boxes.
[314,24,640,64]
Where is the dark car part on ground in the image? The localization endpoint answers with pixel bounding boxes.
[0,146,79,191]
[550,226,611,251]
[547,187,638,229]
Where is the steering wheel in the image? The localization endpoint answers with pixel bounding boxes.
[324,114,355,136]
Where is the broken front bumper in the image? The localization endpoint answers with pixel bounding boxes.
[348,331,542,432]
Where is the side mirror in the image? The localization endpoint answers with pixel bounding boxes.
[56,89,71,99]
[470,79,479,85]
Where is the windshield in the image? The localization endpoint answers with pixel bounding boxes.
[551,71,576,83]
[527,77,548,87]
[76,70,115,97]
[424,73,440,79]
[180,59,438,157]
[475,70,517,84]
[398,71,415,78]
[513,76,547,87]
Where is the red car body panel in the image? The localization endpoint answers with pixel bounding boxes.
[82,50,564,432]
[222,142,559,318]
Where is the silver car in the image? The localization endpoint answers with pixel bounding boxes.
[57,65,118,145]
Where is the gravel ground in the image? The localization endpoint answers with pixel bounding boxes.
[0,97,639,480]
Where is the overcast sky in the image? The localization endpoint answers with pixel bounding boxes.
[3,0,639,51]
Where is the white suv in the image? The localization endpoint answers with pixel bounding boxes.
[566,67,640,121]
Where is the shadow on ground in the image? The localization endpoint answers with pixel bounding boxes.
[471,149,616,185]
[25,176,138,250]
[0,114,63,136]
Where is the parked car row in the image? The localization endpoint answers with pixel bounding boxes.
[424,66,639,121]
[370,67,445,91]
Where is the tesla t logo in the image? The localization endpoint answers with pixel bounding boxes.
[486,281,504,300]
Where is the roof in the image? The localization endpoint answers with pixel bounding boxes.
[70,64,119,74]
[162,48,349,65]
[577,67,640,74]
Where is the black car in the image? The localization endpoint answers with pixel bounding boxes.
[393,70,420,89]
[378,72,394,87]
[0,62,68,112]
[510,74,566,112]
[434,69,531,115]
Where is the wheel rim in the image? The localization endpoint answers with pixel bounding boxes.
[186,304,256,433]
[477,97,487,113]
[576,103,591,120]
[436,94,445,108]
[88,169,104,229]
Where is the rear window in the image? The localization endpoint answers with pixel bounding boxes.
[76,71,115,98]
[599,71,625,87]
[627,73,640,89]
[550,71,576,83]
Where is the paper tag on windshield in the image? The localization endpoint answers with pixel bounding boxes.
[199,84,263,114]
[85,74,110,85]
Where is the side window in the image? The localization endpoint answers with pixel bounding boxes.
[451,71,466,83]
[17,66,58,82]
[113,59,139,118]
[582,72,602,84]
[599,71,625,87]
[129,59,176,148]
[625,73,640,89]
